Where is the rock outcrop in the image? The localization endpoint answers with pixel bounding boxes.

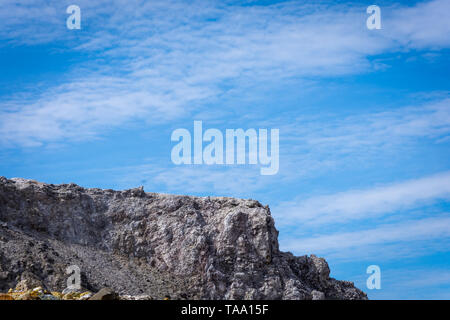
[0,177,367,300]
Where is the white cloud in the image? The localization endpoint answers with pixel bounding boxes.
[281,216,450,255]
[281,98,450,152]
[270,98,450,183]
[1,0,450,146]
[348,268,450,299]
[0,75,213,146]
[275,171,450,227]
[386,0,450,49]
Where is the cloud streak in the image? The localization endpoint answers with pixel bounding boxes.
[1,0,450,146]
[281,98,450,154]
[281,215,450,256]
[275,171,450,227]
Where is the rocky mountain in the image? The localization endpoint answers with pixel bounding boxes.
[0,177,367,300]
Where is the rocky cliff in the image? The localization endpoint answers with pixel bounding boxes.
[0,177,367,300]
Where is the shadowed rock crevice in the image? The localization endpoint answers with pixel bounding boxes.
[0,177,367,300]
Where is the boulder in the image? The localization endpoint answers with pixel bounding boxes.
[89,288,118,300]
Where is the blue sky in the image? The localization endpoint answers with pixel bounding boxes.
[1,0,449,299]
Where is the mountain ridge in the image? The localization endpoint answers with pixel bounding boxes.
[0,176,367,300]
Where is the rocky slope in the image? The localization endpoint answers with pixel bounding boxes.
[0,177,367,300]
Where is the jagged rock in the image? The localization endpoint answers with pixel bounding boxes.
[41,294,60,300]
[16,292,33,300]
[0,177,367,300]
[79,292,93,300]
[89,288,118,300]
[120,294,153,300]
[14,280,33,292]
[0,293,13,300]
[311,290,326,300]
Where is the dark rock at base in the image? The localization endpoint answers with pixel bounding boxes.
[89,288,118,300]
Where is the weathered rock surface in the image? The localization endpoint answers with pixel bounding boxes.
[0,177,367,300]
[89,287,118,300]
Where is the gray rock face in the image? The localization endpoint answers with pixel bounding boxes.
[0,177,367,300]
[89,287,118,300]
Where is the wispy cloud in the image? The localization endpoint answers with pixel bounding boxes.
[386,0,450,49]
[281,216,450,258]
[271,97,450,184]
[281,98,450,155]
[0,75,213,147]
[275,171,450,227]
[1,0,450,146]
